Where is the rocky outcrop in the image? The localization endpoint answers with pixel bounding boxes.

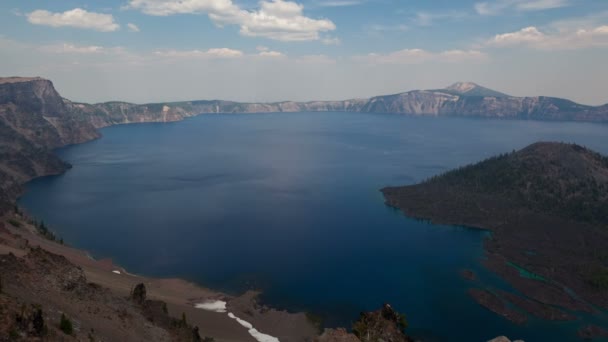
[487,337,524,342]
[352,304,412,342]
[315,304,412,342]
[316,328,360,342]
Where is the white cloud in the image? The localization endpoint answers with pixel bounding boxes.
[258,50,286,57]
[368,24,409,32]
[41,43,106,54]
[27,8,120,32]
[154,48,244,58]
[490,26,545,45]
[296,54,336,64]
[475,0,569,15]
[413,11,467,26]
[549,11,608,32]
[321,36,341,45]
[127,0,335,42]
[128,23,141,32]
[487,25,608,49]
[313,0,364,7]
[354,49,487,64]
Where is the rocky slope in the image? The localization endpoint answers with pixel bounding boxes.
[382,142,608,339]
[0,212,322,341]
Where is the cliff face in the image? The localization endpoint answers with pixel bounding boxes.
[363,88,606,121]
[66,98,369,129]
[0,78,99,146]
[65,81,608,128]
[0,78,99,213]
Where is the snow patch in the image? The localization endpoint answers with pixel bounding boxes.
[112,270,121,274]
[195,300,227,313]
[249,328,280,342]
[447,82,478,93]
[227,312,280,342]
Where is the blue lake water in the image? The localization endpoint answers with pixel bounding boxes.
[19,112,608,341]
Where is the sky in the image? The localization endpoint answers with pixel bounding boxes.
[1,0,607,105]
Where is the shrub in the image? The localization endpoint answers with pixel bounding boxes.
[589,269,608,290]
[8,219,21,228]
[32,307,45,336]
[9,328,18,339]
[131,283,147,304]
[60,313,73,335]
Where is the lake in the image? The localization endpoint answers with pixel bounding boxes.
[19,112,608,341]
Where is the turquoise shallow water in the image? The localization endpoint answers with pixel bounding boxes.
[19,112,608,341]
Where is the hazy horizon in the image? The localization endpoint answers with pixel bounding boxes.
[1,0,608,105]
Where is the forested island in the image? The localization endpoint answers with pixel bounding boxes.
[383,142,608,338]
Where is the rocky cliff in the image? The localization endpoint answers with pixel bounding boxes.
[0,78,99,213]
[364,85,606,121]
[68,98,369,129]
[75,83,608,125]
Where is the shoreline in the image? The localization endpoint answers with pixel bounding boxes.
[0,210,320,341]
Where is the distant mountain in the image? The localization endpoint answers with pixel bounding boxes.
[58,79,608,127]
[78,82,608,126]
[438,82,510,98]
[362,84,607,121]
[1,76,608,213]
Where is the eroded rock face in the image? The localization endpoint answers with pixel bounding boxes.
[0,78,101,214]
[314,304,413,342]
[352,304,412,342]
[487,337,525,342]
[316,328,360,342]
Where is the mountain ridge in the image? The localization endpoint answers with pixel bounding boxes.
[65,78,608,126]
[0,76,607,213]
